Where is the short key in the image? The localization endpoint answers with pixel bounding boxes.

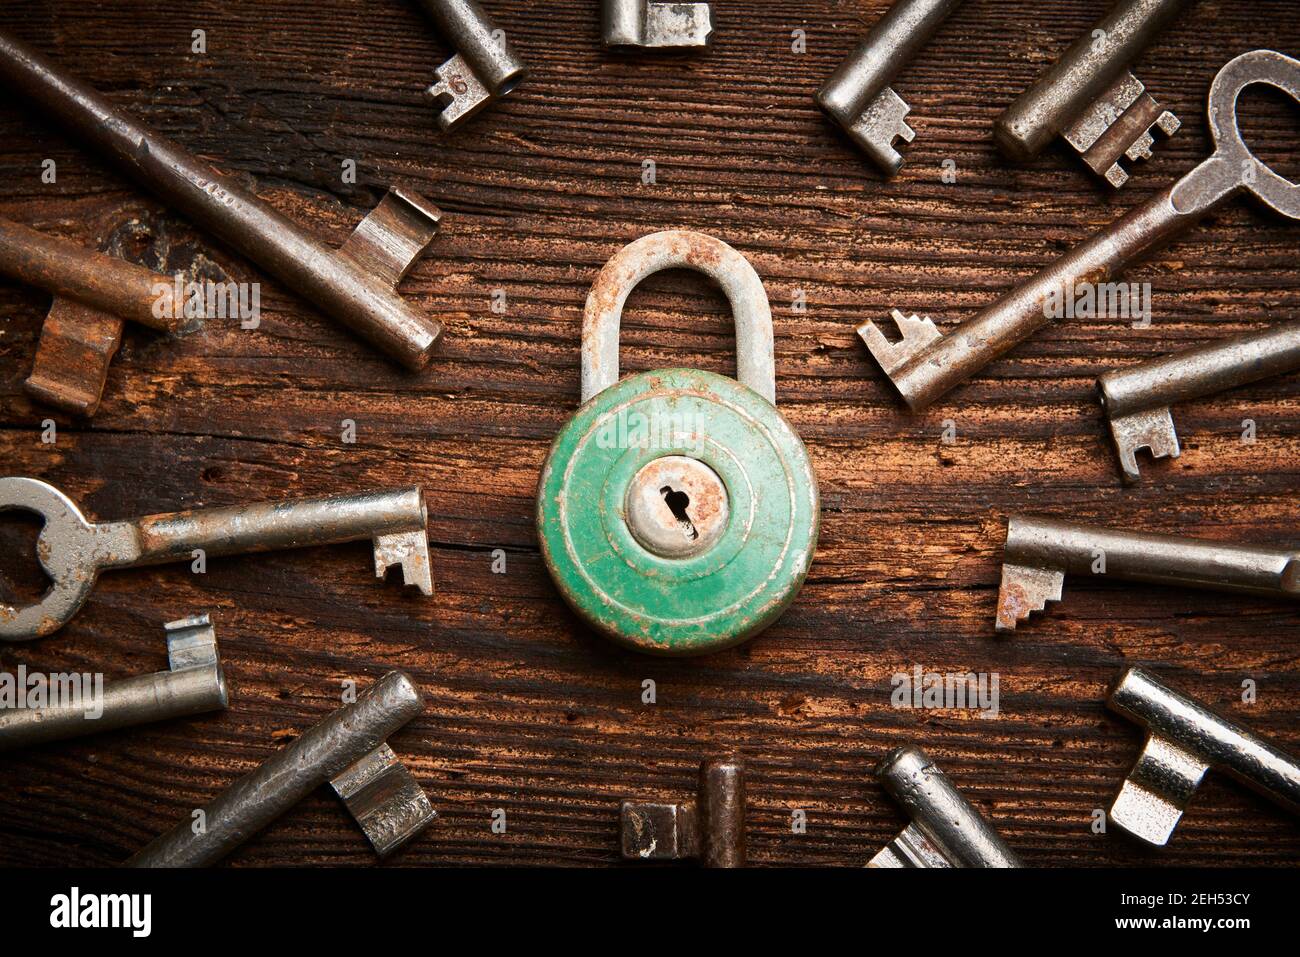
[0,478,433,641]
[858,50,1300,412]
[996,515,1298,632]
[1098,320,1300,482]
[1107,667,1300,846]
[996,0,1193,187]
[868,746,1022,868]
[0,613,227,751]
[129,670,434,866]
[420,0,528,131]
[603,0,713,50]
[816,0,965,176]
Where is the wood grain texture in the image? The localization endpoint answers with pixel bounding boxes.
[0,0,1297,867]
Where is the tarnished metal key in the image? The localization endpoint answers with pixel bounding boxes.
[868,746,1022,868]
[4,215,183,417]
[859,50,1300,412]
[1107,667,1300,846]
[996,0,1193,187]
[1098,320,1300,482]
[0,614,227,751]
[816,0,964,175]
[0,478,433,641]
[996,515,1298,632]
[0,30,446,371]
[603,0,713,49]
[128,671,434,866]
[620,756,745,867]
[419,0,528,131]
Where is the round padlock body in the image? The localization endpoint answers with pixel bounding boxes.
[537,368,819,656]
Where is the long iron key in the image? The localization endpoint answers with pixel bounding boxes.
[996,0,1194,187]
[1107,667,1300,846]
[620,756,745,867]
[816,0,964,176]
[996,515,1298,632]
[603,0,713,49]
[0,478,432,641]
[419,0,528,131]
[129,671,434,866]
[859,50,1300,412]
[0,614,227,751]
[868,746,1021,868]
[1098,320,1300,482]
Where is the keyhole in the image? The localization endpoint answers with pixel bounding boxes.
[659,486,698,540]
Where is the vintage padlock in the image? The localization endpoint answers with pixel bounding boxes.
[537,231,819,656]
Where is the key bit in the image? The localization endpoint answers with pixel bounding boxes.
[857,309,943,376]
[816,0,964,175]
[603,0,714,49]
[1098,320,1300,482]
[1106,667,1300,846]
[0,478,433,641]
[869,746,1022,868]
[620,756,745,867]
[995,0,1194,187]
[418,0,528,132]
[995,515,1300,632]
[0,613,227,751]
[129,671,434,866]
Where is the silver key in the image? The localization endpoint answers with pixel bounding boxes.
[859,50,1300,412]
[0,613,227,751]
[1107,667,1300,846]
[996,0,1193,187]
[1098,320,1300,482]
[868,747,1021,868]
[816,0,964,175]
[603,0,713,49]
[420,0,528,131]
[129,671,434,865]
[0,478,433,641]
[996,515,1299,632]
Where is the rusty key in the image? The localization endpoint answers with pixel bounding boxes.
[995,0,1194,187]
[859,50,1300,411]
[2,215,181,416]
[0,30,445,371]
[620,756,745,867]
[1098,320,1300,482]
[603,0,714,49]
[419,0,528,131]
[0,478,433,641]
[996,515,1298,632]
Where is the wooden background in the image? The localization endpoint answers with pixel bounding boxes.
[0,0,1297,867]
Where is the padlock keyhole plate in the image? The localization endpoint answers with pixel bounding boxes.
[625,456,728,559]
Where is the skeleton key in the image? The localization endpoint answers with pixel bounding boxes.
[996,0,1193,187]
[996,515,1299,632]
[620,757,745,867]
[1098,320,1300,482]
[868,746,1022,868]
[0,478,433,641]
[603,0,713,49]
[816,0,964,175]
[859,50,1300,412]
[129,671,434,866]
[1107,667,1300,846]
[0,614,227,751]
[419,0,528,131]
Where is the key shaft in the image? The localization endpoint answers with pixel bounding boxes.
[1107,667,1300,845]
[0,30,445,371]
[603,0,713,49]
[869,746,1021,868]
[420,0,527,131]
[128,671,430,867]
[0,615,226,751]
[620,756,745,867]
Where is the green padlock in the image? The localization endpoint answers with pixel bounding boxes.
[537,231,820,656]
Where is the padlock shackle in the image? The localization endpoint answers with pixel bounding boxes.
[580,231,776,404]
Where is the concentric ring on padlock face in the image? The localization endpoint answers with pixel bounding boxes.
[537,369,819,656]
[600,435,755,581]
[0,477,98,641]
